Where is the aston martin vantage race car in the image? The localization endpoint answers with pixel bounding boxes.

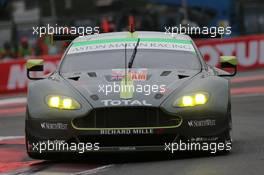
[25,31,237,159]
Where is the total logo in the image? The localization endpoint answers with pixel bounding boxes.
[101,99,152,106]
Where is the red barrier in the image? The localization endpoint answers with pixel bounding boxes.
[196,34,264,70]
[0,34,264,94]
[0,55,60,94]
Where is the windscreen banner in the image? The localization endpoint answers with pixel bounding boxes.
[0,34,264,94]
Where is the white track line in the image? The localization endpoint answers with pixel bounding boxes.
[0,136,25,141]
[0,97,27,106]
[73,164,114,175]
[232,93,264,98]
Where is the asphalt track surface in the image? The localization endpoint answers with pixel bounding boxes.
[0,69,264,175]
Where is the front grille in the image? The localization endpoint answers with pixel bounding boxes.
[76,134,178,147]
[72,107,182,128]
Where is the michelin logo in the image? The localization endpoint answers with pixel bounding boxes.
[40,122,68,130]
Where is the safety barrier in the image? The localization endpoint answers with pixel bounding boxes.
[196,34,264,71]
[0,55,60,94]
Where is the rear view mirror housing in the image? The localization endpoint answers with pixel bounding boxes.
[219,56,237,77]
[26,59,44,80]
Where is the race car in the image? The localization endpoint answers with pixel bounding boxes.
[25,31,237,159]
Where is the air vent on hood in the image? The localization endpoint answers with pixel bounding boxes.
[160,71,171,76]
[178,74,189,79]
[154,93,163,99]
[90,94,99,101]
[88,72,97,77]
[68,76,80,81]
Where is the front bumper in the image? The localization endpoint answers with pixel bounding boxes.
[26,113,230,153]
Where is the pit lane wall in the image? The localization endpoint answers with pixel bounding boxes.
[1,34,264,94]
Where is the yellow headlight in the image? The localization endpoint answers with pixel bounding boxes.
[46,95,80,110]
[195,93,207,105]
[48,96,60,108]
[182,96,194,106]
[174,92,209,107]
[62,98,73,109]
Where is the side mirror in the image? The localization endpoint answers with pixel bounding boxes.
[26,59,44,80]
[219,56,237,76]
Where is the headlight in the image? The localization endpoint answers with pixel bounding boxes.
[46,95,81,110]
[173,92,209,107]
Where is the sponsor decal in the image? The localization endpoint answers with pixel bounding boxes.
[111,68,148,81]
[40,122,68,130]
[187,119,216,127]
[196,35,264,69]
[190,137,219,142]
[68,38,195,54]
[101,99,152,106]
[100,129,153,135]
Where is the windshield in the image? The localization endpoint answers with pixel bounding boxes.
[60,49,201,73]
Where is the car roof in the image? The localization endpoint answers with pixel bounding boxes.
[73,31,192,43]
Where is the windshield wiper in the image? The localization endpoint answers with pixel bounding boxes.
[128,38,140,69]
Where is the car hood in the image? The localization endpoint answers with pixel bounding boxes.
[62,69,200,108]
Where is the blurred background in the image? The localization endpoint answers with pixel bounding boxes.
[0,0,264,94]
[0,0,264,60]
